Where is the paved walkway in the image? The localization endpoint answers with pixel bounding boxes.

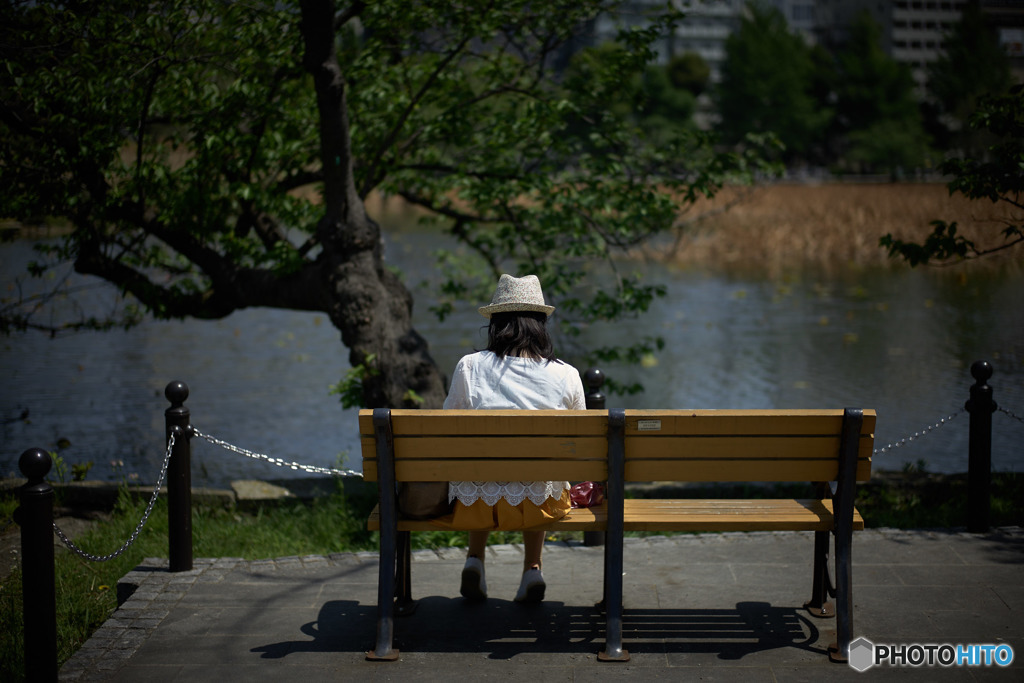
[59,527,1023,681]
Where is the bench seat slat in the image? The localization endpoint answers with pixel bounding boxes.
[622,498,863,531]
[367,502,608,531]
[366,498,862,532]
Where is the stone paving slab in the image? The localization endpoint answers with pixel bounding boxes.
[57,527,1024,681]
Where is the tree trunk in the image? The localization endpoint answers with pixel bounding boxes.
[300,0,446,409]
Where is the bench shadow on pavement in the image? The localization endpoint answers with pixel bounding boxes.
[250,598,825,661]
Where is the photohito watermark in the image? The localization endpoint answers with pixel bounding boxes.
[848,637,1014,672]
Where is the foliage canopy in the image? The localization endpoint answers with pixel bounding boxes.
[716,3,826,161]
[926,1,1012,154]
[882,86,1024,265]
[830,12,932,175]
[0,0,772,404]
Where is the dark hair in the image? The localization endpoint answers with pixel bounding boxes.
[486,311,556,361]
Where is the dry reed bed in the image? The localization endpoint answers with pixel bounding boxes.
[665,183,1021,276]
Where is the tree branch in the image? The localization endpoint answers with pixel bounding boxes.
[275,169,323,194]
[233,202,291,249]
[391,162,524,182]
[359,32,475,196]
[396,189,499,225]
[334,1,366,32]
[397,189,504,275]
[74,237,226,318]
[968,232,1024,259]
[300,0,370,249]
[74,231,330,319]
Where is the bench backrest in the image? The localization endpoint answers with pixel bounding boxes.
[359,408,875,484]
[622,409,875,483]
[359,409,609,483]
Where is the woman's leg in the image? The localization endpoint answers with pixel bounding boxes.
[467,531,489,559]
[515,530,547,602]
[462,531,489,600]
[522,530,544,571]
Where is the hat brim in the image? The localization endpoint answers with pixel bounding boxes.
[478,302,555,318]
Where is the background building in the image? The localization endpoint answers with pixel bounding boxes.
[981,0,1024,80]
[592,1,744,84]
[824,1,971,92]
[590,0,1020,90]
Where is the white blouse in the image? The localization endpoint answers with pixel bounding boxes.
[443,350,586,506]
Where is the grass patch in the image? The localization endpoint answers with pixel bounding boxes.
[2,471,1022,680]
[855,471,1024,529]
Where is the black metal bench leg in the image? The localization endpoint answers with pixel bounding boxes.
[599,528,628,661]
[367,519,400,660]
[598,537,607,610]
[367,408,400,661]
[828,407,862,663]
[805,529,835,618]
[830,525,853,662]
[598,409,629,662]
[395,530,418,616]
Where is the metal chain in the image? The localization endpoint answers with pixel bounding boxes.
[998,406,1024,424]
[53,429,177,562]
[190,426,363,478]
[873,409,964,456]
[43,404,1016,562]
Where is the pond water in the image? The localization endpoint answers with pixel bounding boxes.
[2,231,1022,488]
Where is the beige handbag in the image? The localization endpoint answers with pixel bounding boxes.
[397,482,454,520]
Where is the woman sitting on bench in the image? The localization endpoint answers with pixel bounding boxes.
[443,274,586,603]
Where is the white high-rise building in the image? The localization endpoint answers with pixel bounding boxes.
[818,1,971,92]
[591,1,744,83]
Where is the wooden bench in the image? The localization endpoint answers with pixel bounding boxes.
[359,407,875,663]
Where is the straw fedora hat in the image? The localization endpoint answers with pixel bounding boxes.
[478,274,555,318]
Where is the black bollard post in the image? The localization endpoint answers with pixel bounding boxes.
[165,381,193,571]
[965,361,996,533]
[584,368,606,548]
[17,448,58,682]
[584,368,606,411]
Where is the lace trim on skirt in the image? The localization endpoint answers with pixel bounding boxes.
[448,480,570,507]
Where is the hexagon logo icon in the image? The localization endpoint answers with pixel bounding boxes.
[848,637,875,672]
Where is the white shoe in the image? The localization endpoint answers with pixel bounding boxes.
[460,557,487,600]
[514,567,545,603]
